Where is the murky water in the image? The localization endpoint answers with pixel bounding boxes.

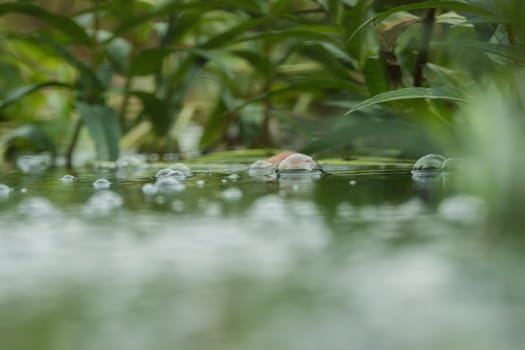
[0,156,523,350]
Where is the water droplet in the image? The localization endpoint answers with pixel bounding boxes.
[147,153,160,162]
[248,160,274,176]
[221,187,243,201]
[0,184,11,199]
[221,179,228,184]
[93,178,112,190]
[196,180,206,188]
[155,168,186,181]
[59,174,76,183]
[20,188,27,194]
[412,154,446,173]
[277,153,320,172]
[155,168,173,178]
[16,154,51,174]
[169,162,192,177]
[155,177,185,193]
[227,173,240,181]
[349,180,357,186]
[142,183,158,195]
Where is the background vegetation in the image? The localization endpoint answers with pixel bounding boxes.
[0,0,523,172]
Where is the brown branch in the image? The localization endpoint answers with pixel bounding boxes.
[413,8,436,87]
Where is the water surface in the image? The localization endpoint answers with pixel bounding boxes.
[0,156,523,350]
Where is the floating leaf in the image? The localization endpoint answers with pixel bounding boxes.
[345,87,468,115]
[76,102,121,161]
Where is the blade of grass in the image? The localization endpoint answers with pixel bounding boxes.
[345,87,468,115]
[347,1,493,44]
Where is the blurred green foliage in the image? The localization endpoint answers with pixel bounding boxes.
[0,0,523,169]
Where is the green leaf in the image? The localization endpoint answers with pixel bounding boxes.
[230,49,271,75]
[0,81,73,109]
[233,79,367,114]
[104,1,214,43]
[0,124,56,156]
[345,87,468,115]
[236,28,342,46]
[432,41,525,64]
[451,15,509,26]
[347,1,493,44]
[0,2,92,46]
[363,57,389,95]
[9,35,103,93]
[128,91,171,136]
[76,102,121,161]
[199,17,270,50]
[128,48,171,77]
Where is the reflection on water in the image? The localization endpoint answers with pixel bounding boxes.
[0,160,523,350]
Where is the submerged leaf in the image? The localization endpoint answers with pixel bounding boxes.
[76,102,121,161]
[345,87,468,115]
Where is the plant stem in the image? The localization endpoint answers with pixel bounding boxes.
[413,8,436,87]
[65,1,101,168]
[65,118,83,170]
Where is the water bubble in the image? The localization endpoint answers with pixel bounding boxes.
[16,154,52,174]
[83,190,123,217]
[248,160,274,176]
[163,153,179,162]
[147,153,160,162]
[18,197,60,218]
[59,174,76,183]
[142,183,158,195]
[20,188,27,194]
[155,168,186,181]
[0,184,11,199]
[155,168,173,178]
[169,162,192,177]
[411,154,446,173]
[155,177,185,193]
[196,180,206,188]
[221,179,228,184]
[277,153,320,172]
[349,180,357,186]
[227,173,240,181]
[93,178,112,190]
[221,187,243,201]
[169,170,187,181]
[116,154,146,168]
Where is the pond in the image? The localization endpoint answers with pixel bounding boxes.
[0,152,523,350]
